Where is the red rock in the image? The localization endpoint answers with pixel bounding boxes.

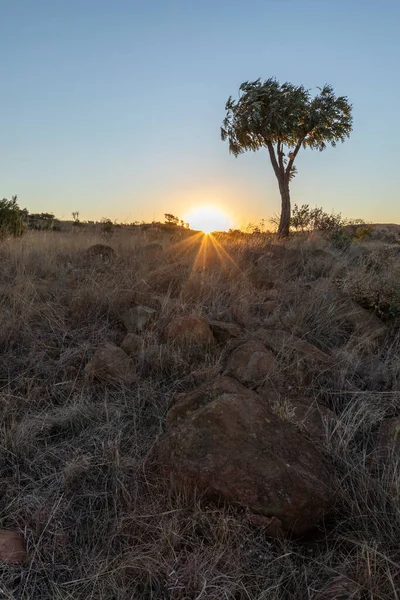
[155,382,336,536]
[209,321,241,343]
[84,343,136,384]
[120,333,143,356]
[164,316,215,345]
[225,340,276,385]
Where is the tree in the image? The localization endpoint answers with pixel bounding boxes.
[0,195,25,239]
[221,78,353,237]
[164,213,179,226]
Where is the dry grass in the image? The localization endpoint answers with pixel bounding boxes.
[0,229,399,599]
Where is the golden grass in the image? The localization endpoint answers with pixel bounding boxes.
[0,229,399,598]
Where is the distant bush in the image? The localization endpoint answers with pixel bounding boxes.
[100,217,113,237]
[354,225,373,242]
[0,195,25,239]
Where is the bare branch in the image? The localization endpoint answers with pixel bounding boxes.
[285,140,302,178]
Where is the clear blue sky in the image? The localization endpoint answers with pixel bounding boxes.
[1,0,399,226]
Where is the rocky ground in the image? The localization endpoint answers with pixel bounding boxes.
[0,229,399,599]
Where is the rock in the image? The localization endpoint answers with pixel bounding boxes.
[164,316,215,345]
[259,329,331,385]
[84,342,136,384]
[373,417,400,464]
[122,305,157,332]
[155,383,336,535]
[120,333,143,356]
[209,321,241,343]
[85,244,115,263]
[0,529,27,565]
[225,340,276,385]
[168,376,258,427]
[265,395,335,443]
[147,263,189,296]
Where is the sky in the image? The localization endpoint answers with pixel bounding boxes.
[1,0,399,227]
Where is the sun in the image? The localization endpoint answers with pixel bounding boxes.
[184,206,232,234]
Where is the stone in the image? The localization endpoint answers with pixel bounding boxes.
[209,321,241,343]
[122,305,157,332]
[84,342,136,384]
[120,333,143,356]
[225,340,276,385]
[167,376,258,428]
[0,529,27,565]
[259,329,331,385]
[85,244,115,263]
[266,395,335,443]
[147,263,189,296]
[164,316,215,345]
[155,383,336,535]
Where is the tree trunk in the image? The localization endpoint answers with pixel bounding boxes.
[277,176,291,238]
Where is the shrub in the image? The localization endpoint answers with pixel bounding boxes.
[354,225,373,242]
[0,195,25,239]
[100,217,113,237]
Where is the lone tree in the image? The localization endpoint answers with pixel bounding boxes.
[221,78,353,237]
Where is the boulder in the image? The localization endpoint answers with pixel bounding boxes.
[122,305,157,332]
[259,329,331,385]
[225,340,276,385]
[168,375,257,427]
[84,342,136,384]
[164,316,215,345]
[147,262,189,296]
[0,529,27,565]
[85,244,115,263]
[155,382,336,535]
[120,333,143,356]
[267,395,335,443]
[209,320,241,343]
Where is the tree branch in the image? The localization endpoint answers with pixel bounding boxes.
[285,140,302,178]
[266,142,281,178]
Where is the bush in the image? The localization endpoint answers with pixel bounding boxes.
[100,217,113,237]
[0,195,25,239]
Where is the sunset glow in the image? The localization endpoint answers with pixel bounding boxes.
[184,206,232,234]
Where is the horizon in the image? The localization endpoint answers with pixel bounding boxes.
[1,0,399,227]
